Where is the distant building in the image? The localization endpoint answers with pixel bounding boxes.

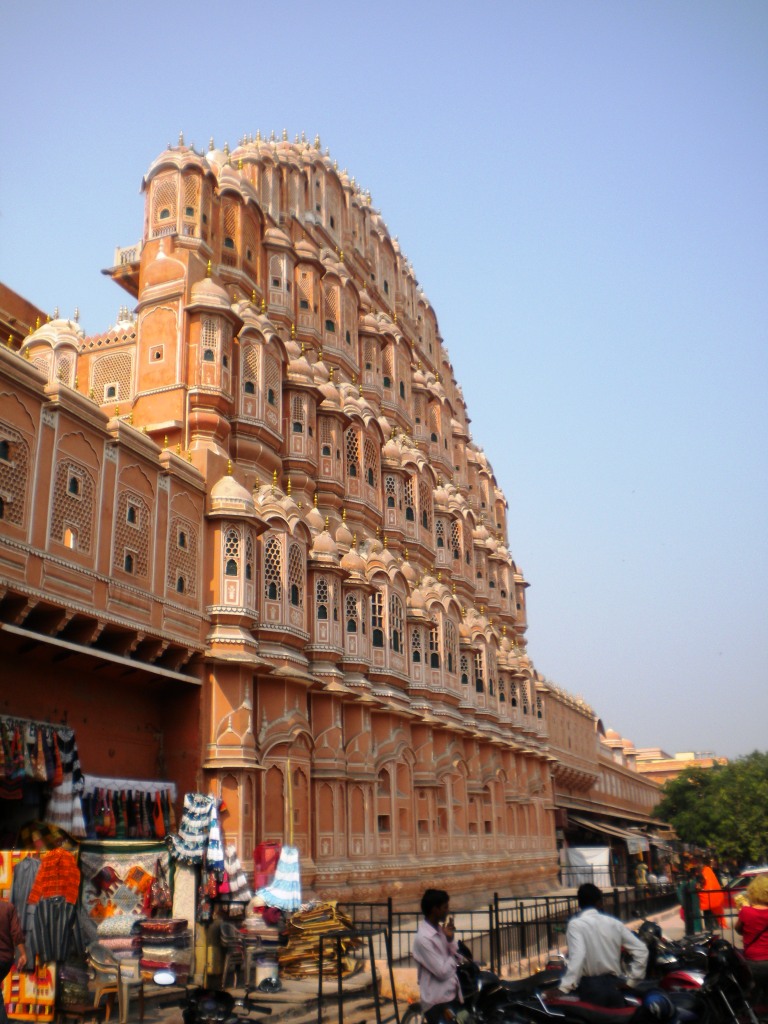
[0,133,661,900]
[634,748,728,785]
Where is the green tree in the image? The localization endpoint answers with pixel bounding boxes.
[654,752,768,864]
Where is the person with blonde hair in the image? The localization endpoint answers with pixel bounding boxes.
[736,875,768,1004]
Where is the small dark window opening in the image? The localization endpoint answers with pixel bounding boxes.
[372,629,384,648]
[321,444,331,456]
[367,468,374,486]
[290,584,300,606]
[318,605,328,620]
[0,497,5,519]
[476,676,484,693]
[421,510,428,529]
[185,206,195,217]
[126,505,137,525]
[430,432,438,442]
[124,553,134,573]
[430,653,440,669]
[223,355,229,368]
[329,216,335,228]
[412,648,421,663]
[300,299,309,309]
[176,576,185,593]
[159,209,171,220]
[203,350,215,362]
[436,535,444,548]
[268,388,276,405]
[68,476,80,496]
[387,496,395,508]
[244,381,255,394]
[325,319,336,332]
[265,582,276,600]
[406,507,415,522]
[392,632,400,653]
[202,213,208,224]
[345,330,351,344]
[448,653,454,673]
[106,385,117,399]
[272,277,281,288]
[246,249,253,261]
[399,381,405,398]
[347,618,357,633]
[178,531,187,548]
[224,237,235,249]
[349,464,357,477]
[501,589,507,598]
[293,421,303,433]
[225,559,238,576]
[0,441,9,461]
[246,563,252,580]
[466,551,471,564]
[383,280,389,294]
[461,673,469,685]
[383,376,391,389]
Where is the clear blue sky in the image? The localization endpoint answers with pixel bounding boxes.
[3,0,766,759]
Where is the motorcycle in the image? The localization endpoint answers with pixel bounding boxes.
[152,970,273,1024]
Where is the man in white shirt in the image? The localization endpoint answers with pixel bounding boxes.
[412,888,463,1023]
[558,883,649,1006]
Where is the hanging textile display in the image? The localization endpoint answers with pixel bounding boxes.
[79,777,177,840]
[255,846,301,912]
[44,727,86,837]
[166,793,215,863]
[1,962,56,1023]
[79,839,169,943]
[222,844,251,904]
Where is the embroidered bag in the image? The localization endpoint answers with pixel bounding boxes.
[149,858,172,913]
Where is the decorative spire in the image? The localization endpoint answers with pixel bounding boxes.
[164,435,169,448]
[286,477,292,496]
[176,442,182,454]
[251,289,257,304]
[206,259,212,278]
[209,137,215,151]
[179,130,184,146]
[238,157,243,170]
[271,469,277,493]
[342,507,347,522]
[404,547,409,561]
[89,387,95,400]
[227,459,233,475]
[329,366,334,381]
[260,298,266,314]
[53,306,59,319]
[313,493,318,508]
[282,128,288,141]
[291,323,296,340]
[324,515,329,531]
[187,450,193,462]
[314,134,321,150]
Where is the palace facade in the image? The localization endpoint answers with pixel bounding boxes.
[0,132,661,901]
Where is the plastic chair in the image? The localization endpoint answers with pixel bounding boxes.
[219,920,245,987]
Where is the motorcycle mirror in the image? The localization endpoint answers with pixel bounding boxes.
[153,970,176,986]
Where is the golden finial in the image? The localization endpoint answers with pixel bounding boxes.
[480,605,485,615]
[339,250,344,263]
[437,570,442,582]
[256,129,262,141]
[223,141,230,155]
[352,532,358,548]
[286,477,292,496]
[89,387,95,399]
[251,289,257,304]
[114,405,120,417]
[502,624,507,636]
[238,158,243,170]
[187,450,192,462]
[128,413,133,425]
[24,348,30,359]
[393,312,398,323]
[176,442,182,455]
[404,547,409,560]
[300,340,305,355]
[28,325,33,334]
[271,469,277,492]
[74,376,79,389]
[209,137,215,151]
[206,260,212,278]
[324,515,329,530]
[314,134,321,150]
[6,334,12,348]
[291,323,296,340]
[260,298,266,314]
[342,507,347,521]
[452,582,456,594]
[383,535,388,548]
[46,313,50,323]
[329,366,334,381]
[282,128,288,141]
[318,346,323,361]
[142,425,148,434]
[35,317,40,329]
[436,371,440,383]
[313,493,318,508]
[178,131,184,146]
[227,459,233,475]
[358,383,363,396]
[376,526,380,538]
[269,129,276,142]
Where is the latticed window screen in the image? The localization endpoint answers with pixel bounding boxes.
[509,680,518,707]
[92,353,133,403]
[499,679,506,703]
[114,491,150,578]
[292,395,305,431]
[202,318,219,361]
[224,527,240,576]
[364,339,376,370]
[389,594,403,652]
[419,480,432,530]
[444,620,456,674]
[345,593,359,633]
[488,647,497,696]
[319,418,333,454]
[0,424,29,528]
[264,536,282,600]
[152,176,177,225]
[315,576,329,619]
[435,519,445,547]
[266,357,280,407]
[243,218,258,264]
[56,356,73,385]
[51,461,94,552]
[385,475,397,508]
[345,428,360,477]
[460,654,470,685]
[288,543,304,608]
[411,627,422,663]
[167,516,198,597]
[474,651,485,693]
[404,477,415,520]
[382,347,394,386]
[451,520,461,560]
[429,404,441,440]
[371,591,384,647]
[363,439,378,487]
[184,174,200,212]
[222,202,238,250]
[242,345,259,392]
[428,623,440,667]
[269,254,282,287]
[245,532,254,581]
[520,679,530,713]
[33,355,51,380]
[324,287,338,329]
[298,272,312,310]
[536,694,543,719]
[464,523,473,566]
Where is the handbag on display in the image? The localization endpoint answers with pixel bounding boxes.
[149,858,173,914]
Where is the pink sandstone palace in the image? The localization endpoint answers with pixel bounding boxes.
[0,132,661,901]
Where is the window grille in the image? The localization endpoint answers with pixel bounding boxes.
[371,591,384,647]
[0,424,28,528]
[345,428,360,478]
[389,594,403,653]
[264,536,282,601]
[288,543,304,607]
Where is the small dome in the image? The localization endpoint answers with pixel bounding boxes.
[210,471,256,514]
[311,528,338,560]
[340,545,366,577]
[190,272,231,311]
[335,516,353,551]
[304,501,324,534]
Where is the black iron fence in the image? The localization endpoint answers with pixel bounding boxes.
[338,884,678,976]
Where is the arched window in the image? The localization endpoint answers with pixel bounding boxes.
[389,594,403,653]
[371,591,384,648]
[451,520,461,561]
[288,543,304,608]
[509,681,518,708]
[292,395,305,434]
[124,552,134,573]
[460,654,470,686]
[419,480,432,530]
[245,533,254,582]
[444,620,456,675]
[435,519,445,548]
[364,438,378,488]
[68,475,80,496]
[264,536,282,601]
[404,477,415,521]
[176,576,186,593]
[0,440,9,461]
[202,318,218,363]
[474,650,484,693]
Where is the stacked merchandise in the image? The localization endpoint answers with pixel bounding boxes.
[138,919,192,982]
[278,902,361,978]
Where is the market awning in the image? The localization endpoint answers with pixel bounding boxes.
[569,814,650,853]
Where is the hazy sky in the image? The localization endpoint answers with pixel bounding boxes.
[3,1,766,759]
